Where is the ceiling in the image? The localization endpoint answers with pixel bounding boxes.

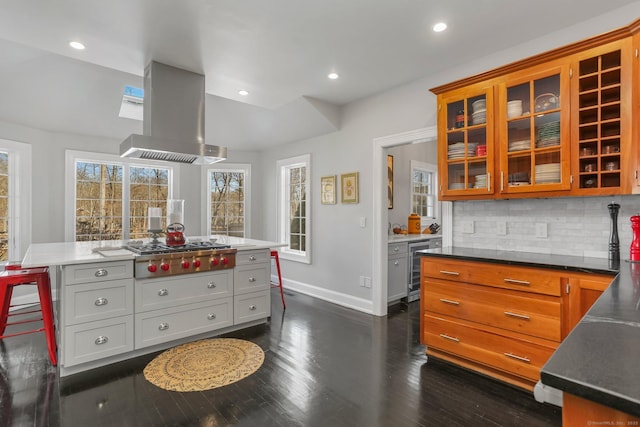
[0,1,639,151]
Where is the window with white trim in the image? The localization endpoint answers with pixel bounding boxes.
[0,139,31,262]
[205,164,250,238]
[66,151,177,241]
[411,160,438,221]
[277,154,310,264]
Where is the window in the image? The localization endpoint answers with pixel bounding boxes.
[66,151,177,241]
[205,164,250,238]
[277,154,310,264]
[411,161,438,221]
[0,139,31,263]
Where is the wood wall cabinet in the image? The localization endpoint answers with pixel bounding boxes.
[432,24,637,200]
[420,256,614,391]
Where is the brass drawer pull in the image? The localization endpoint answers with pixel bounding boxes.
[95,268,108,277]
[94,297,109,306]
[503,278,530,286]
[439,333,459,342]
[504,352,530,363]
[158,288,169,296]
[207,313,216,320]
[504,311,530,320]
[439,298,460,306]
[439,270,460,276]
[95,336,109,345]
[158,322,169,331]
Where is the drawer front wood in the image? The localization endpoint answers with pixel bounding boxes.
[236,249,270,265]
[388,242,408,255]
[423,314,556,382]
[63,315,134,367]
[234,290,270,324]
[63,279,133,325]
[422,258,561,296]
[234,264,270,295]
[424,280,562,341]
[63,261,133,285]
[135,298,233,349]
[135,270,232,312]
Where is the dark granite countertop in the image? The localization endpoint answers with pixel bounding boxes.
[420,247,640,417]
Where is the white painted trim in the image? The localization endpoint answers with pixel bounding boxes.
[372,126,438,317]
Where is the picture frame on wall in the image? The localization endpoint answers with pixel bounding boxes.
[387,155,393,209]
[341,172,359,204]
[321,175,337,205]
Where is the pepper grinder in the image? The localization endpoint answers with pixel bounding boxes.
[608,203,620,262]
[631,214,640,262]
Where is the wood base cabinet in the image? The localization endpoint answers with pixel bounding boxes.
[420,256,613,391]
[562,393,640,426]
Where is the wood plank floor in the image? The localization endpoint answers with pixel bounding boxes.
[0,289,561,426]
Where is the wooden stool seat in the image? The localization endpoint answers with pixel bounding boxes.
[270,251,286,309]
[0,266,57,365]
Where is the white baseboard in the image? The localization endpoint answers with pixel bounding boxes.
[272,274,373,314]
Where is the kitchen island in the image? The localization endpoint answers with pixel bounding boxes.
[419,247,640,424]
[22,236,284,377]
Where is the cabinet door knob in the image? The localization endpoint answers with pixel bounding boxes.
[393,260,399,266]
[248,277,256,282]
[249,255,256,261]
[95,269,108,277]
[95,336,109,345]
[94,297,109,306]
[208,281,216,289]
[158,322,169,331]
[249,305,257,311]
[207,313,217,320]
[158,288,169,296]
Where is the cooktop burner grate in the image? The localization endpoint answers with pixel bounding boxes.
[125,241,231,255]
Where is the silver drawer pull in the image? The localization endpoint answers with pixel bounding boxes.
[208,281,216,289]
[95,336,109,345]
[249,305,257,311]
[504,311,530,320]
[95,268,108,277]
[439,270,460,276]
[503,278,530,286]
[249,255,256,261]
[207,313,216,320]
[393,260,400,266]
[393,247,400,252]
[248,277,256,282]
[94,297,109,306]
[439,298,460,306]
[439,333,459,342]
[504,352,530,363]
[158,288,169,296]
[158,322,169,331]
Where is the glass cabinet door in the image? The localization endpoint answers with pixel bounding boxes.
[499,68,570,193]
[440,88,494,196]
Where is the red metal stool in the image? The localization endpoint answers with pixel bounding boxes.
[270,250,286,309]
[0,265,57,366]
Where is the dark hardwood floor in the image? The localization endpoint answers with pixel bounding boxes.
[0,288,562,426]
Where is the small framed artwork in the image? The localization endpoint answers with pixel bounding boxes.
[321,175,337,205]
[341,172,359,204]
[387,155,393,209]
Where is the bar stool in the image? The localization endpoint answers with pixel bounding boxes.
[0,265,57,366]
[270,250,286,309]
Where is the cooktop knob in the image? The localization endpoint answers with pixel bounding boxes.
[211,257,219,266]
[193,259,201,268]
[222,257,229,265]
[160,262,170,271]
[181,260,190,269]
[147,263,158,273]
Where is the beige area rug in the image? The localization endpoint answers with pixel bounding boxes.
[143,338,264,392]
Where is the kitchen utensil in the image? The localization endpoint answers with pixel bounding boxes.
[408,213,421,234]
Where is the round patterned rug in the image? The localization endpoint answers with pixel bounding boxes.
[143,338,264,392]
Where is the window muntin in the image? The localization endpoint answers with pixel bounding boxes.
[411,161,438,221]
[277,155,310,264]
[208,169,246,237]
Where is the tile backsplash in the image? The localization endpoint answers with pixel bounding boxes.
[452,195,640,259]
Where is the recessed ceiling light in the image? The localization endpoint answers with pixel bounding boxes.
[238,90,249,96]
[433,22,447,32]
[69,41,85,50]
[328,72,339,80]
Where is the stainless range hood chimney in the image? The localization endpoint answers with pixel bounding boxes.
[120,61,226,164]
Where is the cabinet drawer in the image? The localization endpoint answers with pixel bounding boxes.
[234,264,269,295]
[135,270,232,312]
[424,280,561,341]
[424,314,556,382]
[63,279,133,325]
[234,290,270,324]
[388,242,408,256]
[63,315,134,367]
[135,298,233,349]
[236,249,270,265]
[422,258,561,296]
[63,261,133,285]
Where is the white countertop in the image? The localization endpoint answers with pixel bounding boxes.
[22,235,286,268]
[387,234,441,243]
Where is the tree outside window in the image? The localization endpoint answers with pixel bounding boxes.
[209,170,245,237]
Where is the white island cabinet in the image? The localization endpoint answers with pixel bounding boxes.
[22,236,284,377]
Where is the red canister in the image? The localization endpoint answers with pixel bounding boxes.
[630,215,640,261]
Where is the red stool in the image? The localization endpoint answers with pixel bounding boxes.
[270,250,286,309]
[0,265,57,366]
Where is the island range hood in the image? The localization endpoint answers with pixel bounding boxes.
[120,61,227,164]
